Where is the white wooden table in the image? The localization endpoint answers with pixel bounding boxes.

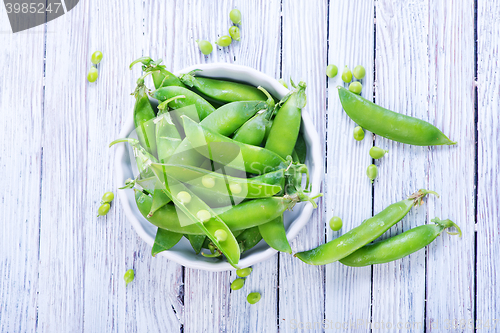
[1,0,498,332]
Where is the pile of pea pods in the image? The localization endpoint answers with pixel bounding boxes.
[111,57,319,268]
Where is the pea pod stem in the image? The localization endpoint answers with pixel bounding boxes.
[295,189,438,265]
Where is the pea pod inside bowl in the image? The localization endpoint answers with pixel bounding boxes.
[114,63,322,271]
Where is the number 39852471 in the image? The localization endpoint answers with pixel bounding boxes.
[5,2,63,14]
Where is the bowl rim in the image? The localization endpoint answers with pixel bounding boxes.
[115,62,322,271]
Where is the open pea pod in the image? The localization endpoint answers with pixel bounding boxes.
[149,163,282,199]
[151,166,241,266]
[182,115,287,174]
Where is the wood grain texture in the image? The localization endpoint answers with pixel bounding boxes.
[0,19,44,333]
[477,0,500,328]
[279,1,327,332]
[324,1,374,331]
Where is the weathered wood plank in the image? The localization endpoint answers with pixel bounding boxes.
[0,20,45,333]
[279,1,327,331]
[477,0,500,329]
[372,0,430,330]
[425,1,476,331]
[324,1,375,332]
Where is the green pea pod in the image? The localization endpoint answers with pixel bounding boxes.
[133,78,157,156]
[232,109,272,146]
[167,101,269,167]
[152,86,216,121]
[151,172,241,266]
[149,163,282,199]
[130,57,185,89]
[186,234,206,254]
[179,71,268,103]
[182,115,287,174]
[258,215,292,253]
[295,189,438,265]
[135,190,299,234]
[294,132,307,164]
[340,218,461,267]
[337,86,456,146]
[151,228,184,257]
[265,81,307,159]
[148,181,171,217]
[155,99,185,163]
[237,226,263,253]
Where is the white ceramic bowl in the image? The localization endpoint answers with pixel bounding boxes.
[114,63,322,271]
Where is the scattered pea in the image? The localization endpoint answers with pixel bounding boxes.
[229,26,241,41]
[326,64,338,78]
[177,191,192,204]
[87,66,98,82]
[278,78,288,88]
[369,147,388,159]
[329,216,343,231]
[229,182,242,195]
[367,164,378,183]
[231,278,245,290]
[196,40,213,55]
[124,269,134,286]
[215,35,232,47]
[197,210,211,222]
[215,229,228,242]
[353,65,366,80]
[91,51,103,65]
[247,292,261,304]
[349,81,362,94]
[101,191,114,203]
[230,8,242,24]
[353,126,365,141]
[341,66,352,83]
[202,175,215,188]
[236,267,252,277]
[97,203,110,217]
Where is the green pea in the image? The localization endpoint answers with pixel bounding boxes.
[278,78,288,88]
[353,126,365,141]
[229,182,242,195]
[329,216,342,231]
[349,81,362,94]
[124,269,134,286]
[229,26,241,41]
[236,267,252,277]
[341,66,352,83]
[231,278,245,290]
[230,9,242,24]
[177,191,192,204]
[215,229,228,242]
[367,164,378,183]
[101,191,114,203]
[326,64,338,78]
[353,65,366,80]
[202,175,215,188]
[369,147,388,159]
[197,210,211,222]
[247,292,261,304]
[196,40,213,55]
[87,66,98,82]
[215,35,232,47]
[91,51,103,64]
[97,203,110,217]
